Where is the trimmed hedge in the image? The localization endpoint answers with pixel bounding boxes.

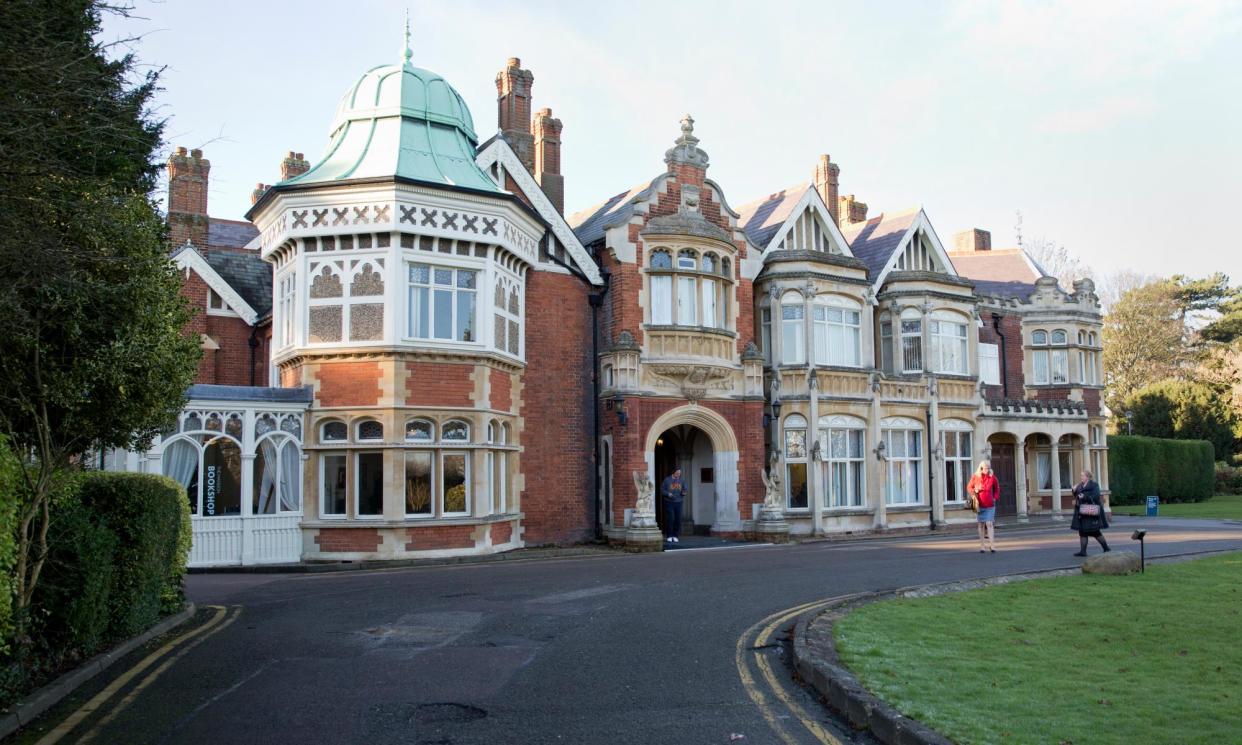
[75,472,192,637]
[1108,435,1215,505]
[2,470,190,710]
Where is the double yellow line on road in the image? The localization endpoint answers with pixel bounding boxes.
[735,596,857,744]
[37,605,243,745]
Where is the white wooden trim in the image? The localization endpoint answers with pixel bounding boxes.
[475,137,604,285]
[174,245,259,324]
[762,186,856,258]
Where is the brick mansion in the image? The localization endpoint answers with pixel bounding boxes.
[111,43,1110,566]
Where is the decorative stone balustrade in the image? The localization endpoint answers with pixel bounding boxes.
[985,398,1088,418]
[646,327,735,361]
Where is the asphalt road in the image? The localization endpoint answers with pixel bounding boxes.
[22,516,1242,745]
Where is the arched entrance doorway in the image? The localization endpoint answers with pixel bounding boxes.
[644,405,741,534]
[653,425,715,536]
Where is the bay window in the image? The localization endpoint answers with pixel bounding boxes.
[402,418,475,518]
[645,247,733,330]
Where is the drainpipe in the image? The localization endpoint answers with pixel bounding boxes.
[248,327,260,387]
[992,313,1008,398]
[926,401,936,531]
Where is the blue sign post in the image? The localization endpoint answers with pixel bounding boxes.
[1146,496,1158,517]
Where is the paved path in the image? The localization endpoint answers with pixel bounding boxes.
[21,517,1242,745]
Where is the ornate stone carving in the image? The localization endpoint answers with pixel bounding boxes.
[648,363,732,400]
[759,451,787,524]
[632,471,656,527]
[664,114,710,169]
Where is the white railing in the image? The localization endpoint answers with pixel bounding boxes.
[189,513,302,567]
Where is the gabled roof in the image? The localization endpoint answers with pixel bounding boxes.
[475,137,603,285]
[949,248,1045,299]
[203,249,273,317]
[568,177,662,247]
[207,218,259,249]
[839,208,921,277]
[736,183,853,258]
[736,183,806,248]
[171,244,260,325]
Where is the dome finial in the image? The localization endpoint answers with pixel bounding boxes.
[402,9,413,63]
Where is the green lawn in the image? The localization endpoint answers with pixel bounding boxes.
[1111,493,1242,520]
[834,552,1242,745]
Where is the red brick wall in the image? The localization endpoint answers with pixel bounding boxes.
[1082,388,1101,417]
[314,528,381,552]
[180,267,268,387]
[317,362,382,407]
[404,525,475,550]
[978,311,1024,400]
[406,362,473,407]
[1032,387,1074,401]
[521,270,594,545]
[490,368,513,412]
[599,396,765,528]
[492,521,514,544]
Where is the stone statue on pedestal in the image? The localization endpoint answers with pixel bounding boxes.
[631,471,657,529]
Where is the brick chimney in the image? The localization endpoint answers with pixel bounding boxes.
[532,108,564,214]
[251,183,271,205]
[953,228,992,253]
[813,154,840,225]
[168,146,209,247]
[838,194,869,226]
[496,58,535,172]
[280,151,310,181]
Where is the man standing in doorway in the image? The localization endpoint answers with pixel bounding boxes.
[661,467,686,544]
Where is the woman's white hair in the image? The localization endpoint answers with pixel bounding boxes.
[977,460,991,473]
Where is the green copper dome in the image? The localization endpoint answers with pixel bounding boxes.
[282,45,500,193]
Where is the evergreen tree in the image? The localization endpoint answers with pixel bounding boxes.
[0,0,200,613]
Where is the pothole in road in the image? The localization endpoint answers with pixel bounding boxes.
[413,703,488,724]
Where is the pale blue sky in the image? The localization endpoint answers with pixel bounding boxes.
[106,0,1242,283]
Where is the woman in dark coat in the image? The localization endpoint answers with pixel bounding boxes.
[1071,469,1109,556]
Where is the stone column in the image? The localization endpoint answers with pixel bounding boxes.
[808,369,823,535]
[1015,439,1029,522]
[1050,438,1063,520]
[870,375,887,529]
[929,378,943,526]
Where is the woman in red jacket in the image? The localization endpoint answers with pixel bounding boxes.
[967,461,1000,553]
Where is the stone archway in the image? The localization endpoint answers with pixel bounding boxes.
[644,405,741,533]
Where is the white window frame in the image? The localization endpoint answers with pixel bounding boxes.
[276,272,296,348]
[940,420,973,504]
[354,450,384,519]
[929,312,969,375]
[882,418,923,505]
[206,288,239,317]
[979,342,1001,385]
[760,307,772,364]
[406,262,479,344]
[320,452,348,519]
[819,416,865,508]
[780,292,805,365]
[403,449,435,518]
[812,297,862,367]
[900,311,922,374]
[440,451,471,517]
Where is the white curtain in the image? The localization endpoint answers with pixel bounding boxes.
[162,439,198,488]
[279,440,301,512]
[257,438,279,514]
[1036,452,1051,490]
[651,276,672,324]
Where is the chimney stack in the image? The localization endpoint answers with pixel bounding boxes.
[251,183,271,205]
[813,155,840,225]
[838,194,868,226]
[168,146,210,247]
[280,151,310,181]
[952,228,991,253]
[496,58,536,172]
[532,108,564,214]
